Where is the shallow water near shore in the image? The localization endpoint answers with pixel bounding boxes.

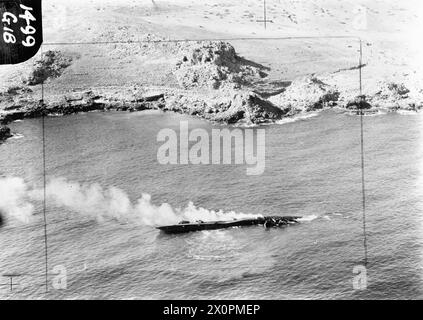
[1,110,423,299]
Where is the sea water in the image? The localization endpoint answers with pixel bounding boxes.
[0,110,422,299]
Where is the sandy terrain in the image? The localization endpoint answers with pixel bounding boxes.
[1,0,422,128]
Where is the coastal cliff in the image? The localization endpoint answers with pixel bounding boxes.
[0,41,337,126]
[1,42,421,127]
[1,1,422,126]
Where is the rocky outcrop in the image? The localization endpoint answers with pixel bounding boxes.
[24,50,74,85]
[165,90,287,124]
[175,41,268,90]
[1,36,421,127]
[367,82,423,111]
[269,76,340,115]
[242,92,290,123]
[0,126,12,142]
[340,82,423,112]
[165,41,280,123]
[1,79,421,127]
[345,95,373,110]
[0,89,167,125]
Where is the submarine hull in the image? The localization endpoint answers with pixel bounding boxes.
[157,216,301,234]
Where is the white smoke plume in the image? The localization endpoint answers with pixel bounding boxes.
[0,177,34,223]
[0,177,260,226]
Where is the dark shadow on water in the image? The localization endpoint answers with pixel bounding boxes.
[155,229,193,240]
[0,211,4,228]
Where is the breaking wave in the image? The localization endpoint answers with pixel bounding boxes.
[9,133,24,140]
[397,109,421,116]
[275,112,319,125]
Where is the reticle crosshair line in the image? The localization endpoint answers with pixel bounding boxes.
[0,274,22,292]
[257,0,273,29]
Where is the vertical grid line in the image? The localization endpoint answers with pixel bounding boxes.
[40,45,49,293]
[264,0,267,29]
[359,39,368,267]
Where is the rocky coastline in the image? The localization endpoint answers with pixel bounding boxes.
[1,41,422,138]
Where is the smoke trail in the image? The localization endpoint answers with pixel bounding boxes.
[0,177,261,226]
[0,177,34,223]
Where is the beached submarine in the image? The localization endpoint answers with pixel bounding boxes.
[157,216,301,234]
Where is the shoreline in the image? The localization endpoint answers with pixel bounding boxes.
[1,80,421,127]
[1,90,421,145]
[1,27,422,141]
[1,34,421,136]
[1,85,422,142]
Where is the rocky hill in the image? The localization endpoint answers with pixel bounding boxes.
[1,0,422,136]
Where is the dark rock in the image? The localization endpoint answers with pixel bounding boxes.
[226,110,245,124]
[346,96,373,110]
[4,103,24,111]
[246,92,288,123]
[0,126,12,142]
[6,86,33,95]
[134,102,149,111]
[387,82,410,97]
[143,93,165,102]
[1,112,26,125]
[24,102,49,118]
